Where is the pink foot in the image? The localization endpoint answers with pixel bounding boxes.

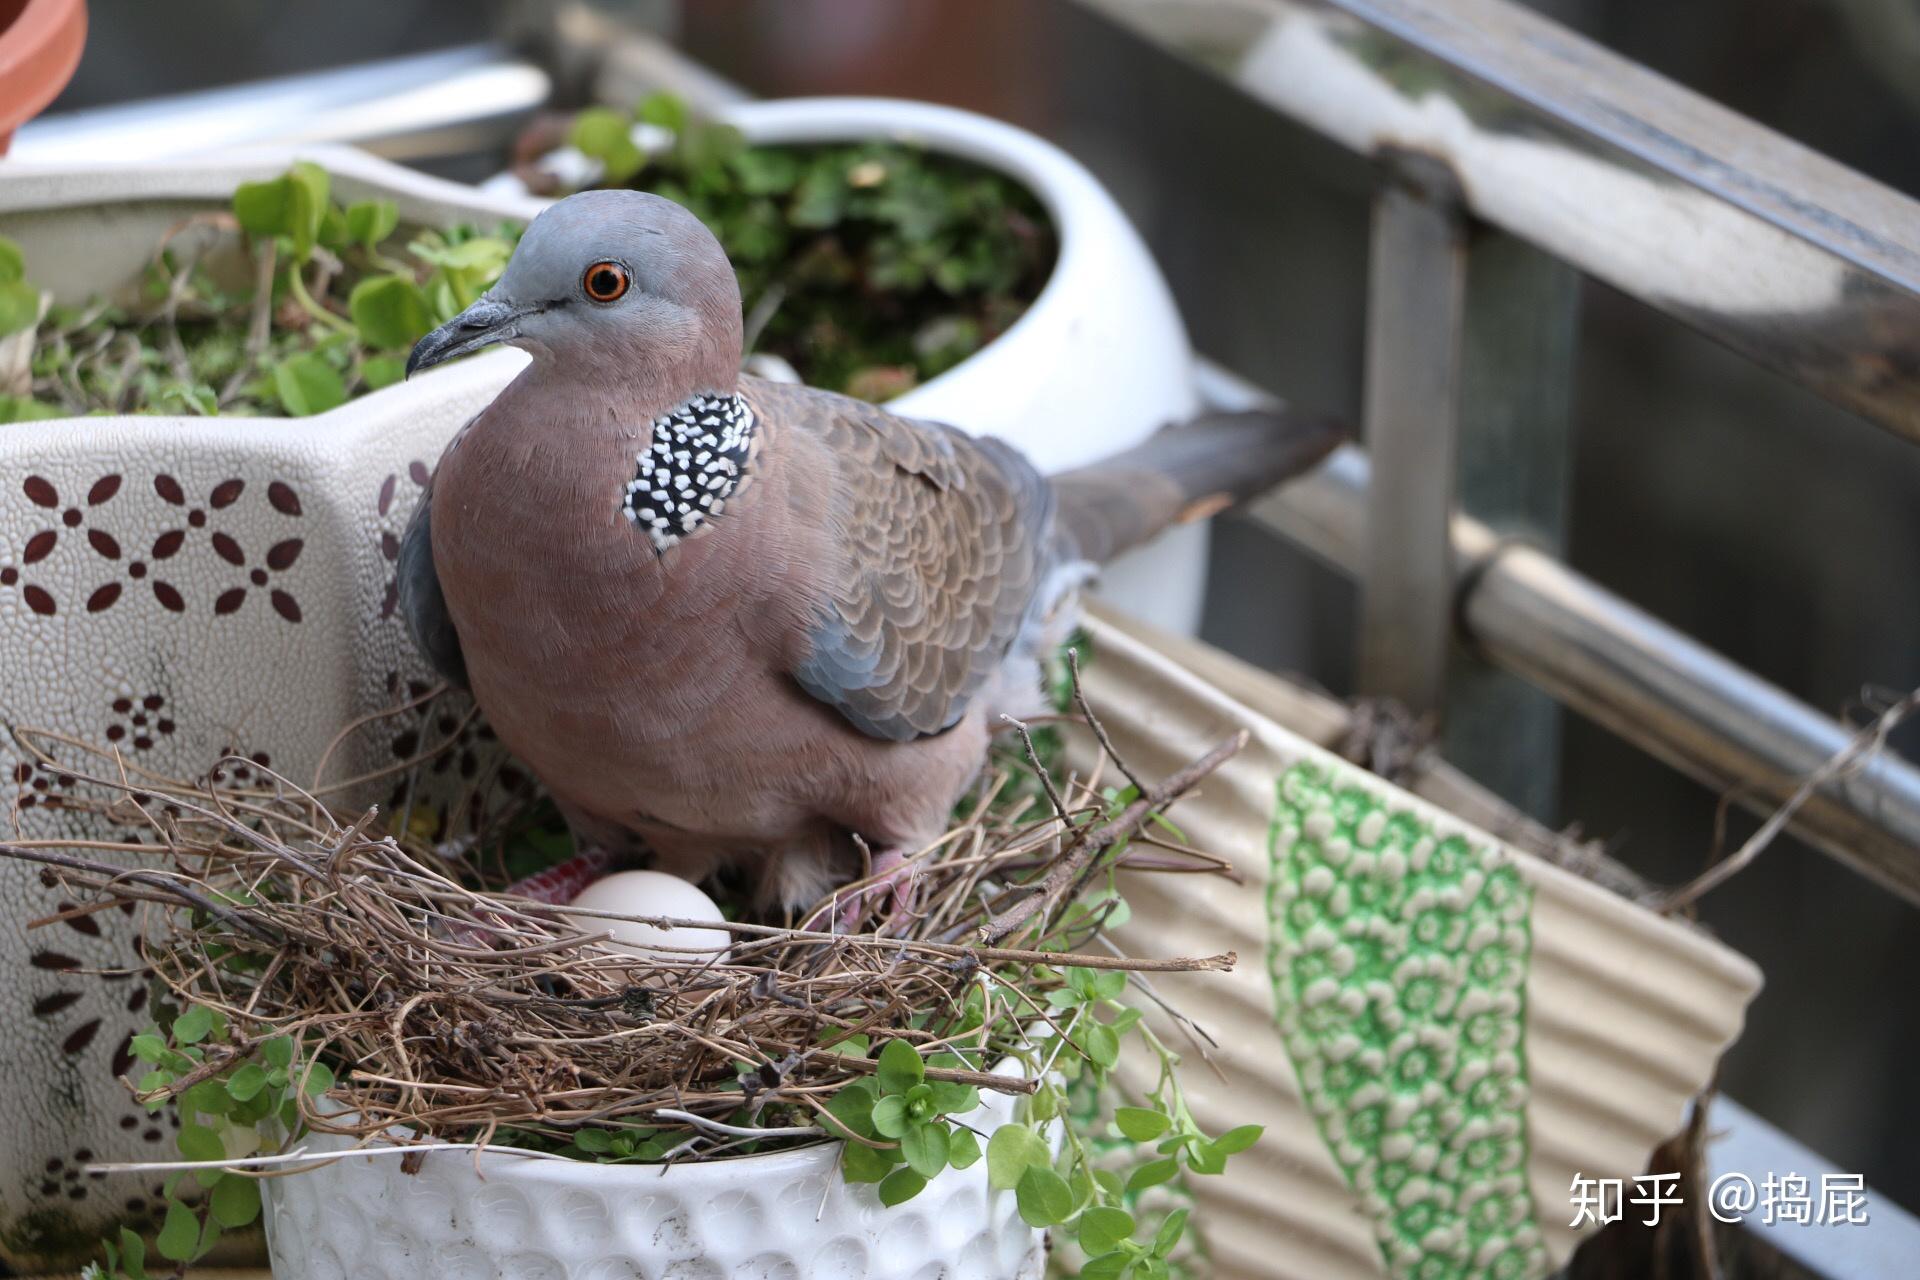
[807,849,914,935]
[504,847,617,904]
[449,848,617,948]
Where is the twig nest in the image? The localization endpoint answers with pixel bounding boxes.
[566,870,731,962]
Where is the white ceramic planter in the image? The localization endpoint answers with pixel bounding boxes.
[1065,612,1764,1280]
[0,116,1203,1268]
[264,1084,1042,1280]
[489,95,1211,633]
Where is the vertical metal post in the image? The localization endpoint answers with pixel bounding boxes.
[1443,232,1581,821]
[1358,155,1468,714]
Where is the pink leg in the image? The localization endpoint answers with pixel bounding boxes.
[503,847,617,904]
[805,848,915,935]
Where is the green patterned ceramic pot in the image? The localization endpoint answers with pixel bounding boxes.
[1068,612,1762,1280]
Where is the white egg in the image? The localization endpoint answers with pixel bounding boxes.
[566,871,731,962]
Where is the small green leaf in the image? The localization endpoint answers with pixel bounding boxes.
[876,1039,925,1093]
[155,1199,200,1262]
[261,1037,295,1070]
[1114,1107,1171,1142]
[572,1128,613,1154]
[1187,1138,1227,1175]
[1080,1251,1132,1280]
[363,354,407,390]
[840,1137,898,1184]
[0,236,24,283]
[1080,1022,1120,1070]
[225,1063,269,1102]
[172,1005,213,1045]
[345,199,400,248]
[130,1033,169,1064]
[871,1094,910,1139]
[900,1122,950,1178]
[1078,1205,1135,1255]
[1092,970,1128,1002]
[822,1079,879,1141]
[1015,1165,1074,1228]
[928,1079,979,1116]
[1126,1157,1178,1195]
[1153,1208,1190,1257]
[877,1166,927,1207]
[636,91,688,133]
[301,1059,336,1097]
[572,108,645,183]
[985,1123,1050,1192]
[209,1173,261,1228]
[274,353,347,417]
[947,1126,981,1169]
[116,1226,148,1278]
[182,1080,234,1118]
[350,274,435,349]
[0,279,39,336]
[0,393,59,423]
[1212,1124,1263,1156]
[177,1123,224,1165]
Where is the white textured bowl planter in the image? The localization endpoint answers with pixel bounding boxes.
[488,95,1210,633]
[1066,612,1764,1280]
[264,1085,1042,1280]
[0,106,1201,1270]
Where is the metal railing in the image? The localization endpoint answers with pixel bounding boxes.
[1078,0,1920,909]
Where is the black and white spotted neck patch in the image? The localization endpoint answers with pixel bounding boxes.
[621,393,756,552]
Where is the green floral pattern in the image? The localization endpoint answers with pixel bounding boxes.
[1267,763,1548,1280]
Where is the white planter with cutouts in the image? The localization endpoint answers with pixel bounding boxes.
[0,113,1204,1270]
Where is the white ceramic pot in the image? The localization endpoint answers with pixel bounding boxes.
[489,95,1211,634]
[1065,612,1763,1280]
[0,116,1201,1267]
[263,1089,1043,1280]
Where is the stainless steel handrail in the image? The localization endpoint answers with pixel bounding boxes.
[1204,362,1920,906]
[1077,0,1920,442]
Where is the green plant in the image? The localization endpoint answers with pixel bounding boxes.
[2,162,518,423]
[78,1002,335,1277]
[553,91,1054,400]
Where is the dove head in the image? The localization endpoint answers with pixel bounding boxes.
[407,190,743,400]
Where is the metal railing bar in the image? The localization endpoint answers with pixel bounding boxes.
[1074,0,1920,441]
[1200,359,1920,908]
[1358,158,1467,713]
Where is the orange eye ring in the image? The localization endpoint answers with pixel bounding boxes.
[583,261,630,302]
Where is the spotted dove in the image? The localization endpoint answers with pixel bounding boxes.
[401,190,1339,912]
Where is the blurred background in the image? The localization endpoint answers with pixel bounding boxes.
[33,0,1920,1222]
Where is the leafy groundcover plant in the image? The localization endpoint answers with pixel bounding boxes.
[13,658,1257,1280]
[2,162,519,423]
[520,92,1057,400]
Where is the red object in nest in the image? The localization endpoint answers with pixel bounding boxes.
[0,0,85,155]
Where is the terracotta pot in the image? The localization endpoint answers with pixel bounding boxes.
[0,0,85,155]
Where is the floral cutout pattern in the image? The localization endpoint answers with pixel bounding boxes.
[1267,762,1547,1280]
[4,471,307,621]
[375,461,431,619]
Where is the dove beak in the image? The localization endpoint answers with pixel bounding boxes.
[406,296,539,378]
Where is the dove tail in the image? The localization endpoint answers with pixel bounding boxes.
[1050,408,1345,565]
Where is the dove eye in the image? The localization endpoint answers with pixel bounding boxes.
[583,261,630,302]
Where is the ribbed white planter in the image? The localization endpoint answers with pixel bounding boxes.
[264,1083,1042,1280]
[1066,612,1764,1280]
[0,113,1201,1269]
